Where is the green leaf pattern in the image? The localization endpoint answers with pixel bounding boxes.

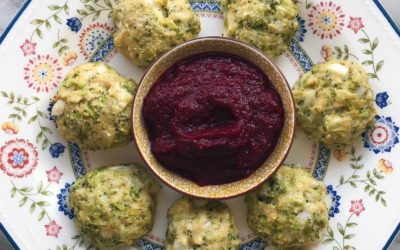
[2,92,57,151]
[29,0,70,41]
[337,147,387,206]
[29,108,55,151]
[77,0,115,21]
[333,45,359,60]
[53,29,70,56]
[323,214,358,250]
[10,180,54,222]
[1,91,39,122]
[359,30,384,80]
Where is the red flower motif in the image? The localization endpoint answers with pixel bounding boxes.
[44,220,62,238]
[23,54,62,93]
[46,166,63,183]
[347,17,364,34]
[349,199,365,216]
[0,139,38,178]
[308,1,345,39]
[7,149,29,169]
[19,39,37,56]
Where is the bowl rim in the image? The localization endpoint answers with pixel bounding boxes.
[132,36,296,199]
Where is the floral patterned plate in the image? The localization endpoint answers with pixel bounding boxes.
[0,0,399,249]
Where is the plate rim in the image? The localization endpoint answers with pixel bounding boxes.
[0,0,399,249]
[0,0,32,45]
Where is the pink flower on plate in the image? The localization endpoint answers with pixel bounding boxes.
[44,220,62,237]
[349,199,365,216]
[20,39,37,56]
[347,17,365,34]
[46,166,63,183]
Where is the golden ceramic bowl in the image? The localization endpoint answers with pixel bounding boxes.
[132,37,295,199]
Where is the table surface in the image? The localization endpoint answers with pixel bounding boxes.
[0,0,399,249]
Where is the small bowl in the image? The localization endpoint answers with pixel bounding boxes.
[132,37,295,199]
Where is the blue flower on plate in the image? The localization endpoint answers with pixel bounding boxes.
[362,115,399,154]
[375,92,389,109]
[47,101,56,123]
[66,17,82,33]
[49,143,65,158]
[327,185,341,218]
[295,16,307,42]
[57,182,75,219]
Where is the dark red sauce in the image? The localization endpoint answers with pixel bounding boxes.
[142,54,284,186]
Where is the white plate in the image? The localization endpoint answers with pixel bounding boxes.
[0,0,399,249]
